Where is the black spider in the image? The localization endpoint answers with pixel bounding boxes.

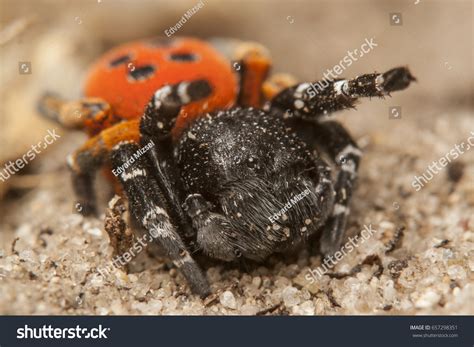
[101,67,415,297]
[39,40,415,297]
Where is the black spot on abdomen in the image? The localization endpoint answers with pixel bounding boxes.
[127,65,156,82]
[168,53,199,62]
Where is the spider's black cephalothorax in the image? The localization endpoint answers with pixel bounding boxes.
[177,107,335,262]
[78,67,415,297]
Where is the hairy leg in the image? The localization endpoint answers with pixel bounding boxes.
[67,119,140,215]
[37,93,121,136]
[111,142,210,297]
[140,80,213,238]
[294,120,362,256]
[210,38,271,107]
[270,66,415,119]
[262,73,298,101]
[183,193,239,262]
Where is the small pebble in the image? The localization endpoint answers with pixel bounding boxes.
[415,290,441,309]
[282,286,300,307]
[220,291,237,309]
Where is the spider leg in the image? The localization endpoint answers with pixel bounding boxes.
[184,194,239,262]
[234,43,271,107]
[262,73,298,101]
[111,142,210,297]
[140,80,213,238]
[210,39,271,107]
[301,120,362,256]
[67,119,140,215]
[307,155,336,229]
[270,66,416,119]
[37,93,120,136]
[140,79,212,139]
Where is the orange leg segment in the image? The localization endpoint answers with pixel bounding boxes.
[67,119,140,215]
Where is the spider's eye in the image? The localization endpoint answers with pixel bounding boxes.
[168,53,199,62]
[127,65,156,82]
[109,54,131,67]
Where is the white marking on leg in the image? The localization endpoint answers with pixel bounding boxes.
[337,144,362,159]
[121,168,146,181]
[294,99,305,109]
[333,203,349,216]
[177,82,191,104]
[143,206,175,239]
[334,80,348,96]
[341,160,356,176]
[143,206,169,220]
[142,207,167,225]
[112,140,134,151]
[154,85,172,109]
[173,251,194,267]
[294,83,310,98]
[341,188,347,200]
[296,83,310,93]
[375,74,385,94]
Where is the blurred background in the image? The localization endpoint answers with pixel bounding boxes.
[0,0,472,315]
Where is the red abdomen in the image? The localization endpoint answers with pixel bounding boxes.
[83,37,238,140]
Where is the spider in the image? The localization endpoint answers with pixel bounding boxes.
[38,37,415,297]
